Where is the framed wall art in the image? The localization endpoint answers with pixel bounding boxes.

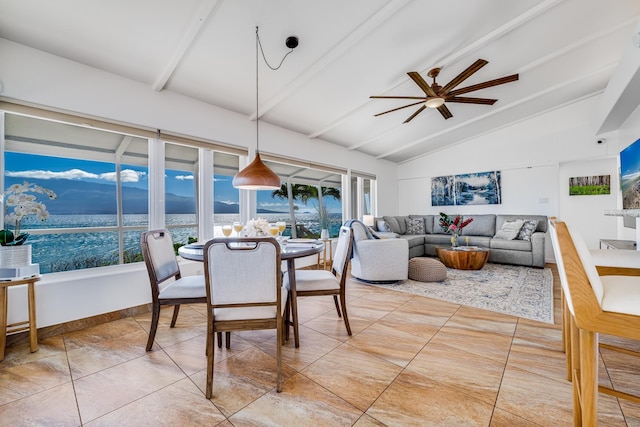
[431,170,501,206]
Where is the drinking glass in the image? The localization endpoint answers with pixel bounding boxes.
[222,225,233,237]
[276,221,286,237]
[268,223,279,237]
[233,222,243,237]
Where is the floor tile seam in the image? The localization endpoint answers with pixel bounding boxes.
[68,346,182,382]
[493,316,520,409]
[61,331,84,426]
[291,370,366,419]
[79,375,199,425]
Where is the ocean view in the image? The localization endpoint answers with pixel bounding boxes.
[20,213,343,274]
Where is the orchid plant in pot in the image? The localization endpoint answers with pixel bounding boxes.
[0,182,57,246]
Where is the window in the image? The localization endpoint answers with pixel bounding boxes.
[3,113,149,273]
[164,142,198,245]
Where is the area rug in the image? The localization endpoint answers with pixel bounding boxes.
[368,263,554,324]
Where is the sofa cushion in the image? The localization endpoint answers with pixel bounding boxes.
[493,219,524,240]
[405,218,425,235]
[399,234,425,248]
[460,214,496,237]
[409,215,434,234]
[490,238,532,251]
[496,215,548,233]
[517,220,538,241]
[383,216,408,234]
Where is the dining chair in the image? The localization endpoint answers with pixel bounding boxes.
[203,237,286,398]
[141,229,208,351]
[550,219,640,425]
[284,226,354,345]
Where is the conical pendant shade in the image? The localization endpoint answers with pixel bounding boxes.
[232,152,281,190]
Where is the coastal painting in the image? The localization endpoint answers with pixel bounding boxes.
[431,170,501,206]
[569,175,610,196]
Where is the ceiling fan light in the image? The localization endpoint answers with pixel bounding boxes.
[233,152,281,190]
[425,97,445,109]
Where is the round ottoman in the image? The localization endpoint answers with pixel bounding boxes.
[408,257,447,282]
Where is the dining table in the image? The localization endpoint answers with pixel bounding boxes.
[178,239,324,348]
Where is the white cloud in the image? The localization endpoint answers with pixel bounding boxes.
[6,168,146,183]
[175,175,194,180]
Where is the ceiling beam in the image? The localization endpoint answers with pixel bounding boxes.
[249,0,412,121]
[308,0,563,141]
[151,0,220,91]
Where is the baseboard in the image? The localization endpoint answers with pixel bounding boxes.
[5,303,152,348]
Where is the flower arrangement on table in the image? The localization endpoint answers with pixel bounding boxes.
[246,217,270,236]
[439,212,473,247]
[0,182,57,246]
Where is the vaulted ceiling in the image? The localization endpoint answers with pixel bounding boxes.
[1,0,639,164]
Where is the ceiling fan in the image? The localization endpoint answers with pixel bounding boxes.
[370,59,519,123]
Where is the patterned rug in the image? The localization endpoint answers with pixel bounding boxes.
[368,263,554,324]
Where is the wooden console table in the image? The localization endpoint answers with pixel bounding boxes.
[436,247,490,270]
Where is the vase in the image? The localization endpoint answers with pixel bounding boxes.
[451,233,459,247]
[0,244,40,277]
[320,229,329,240]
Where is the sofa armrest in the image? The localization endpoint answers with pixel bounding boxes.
[531,232,546,268]
[351,238,409,282]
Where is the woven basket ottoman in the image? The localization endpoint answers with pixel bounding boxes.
[408,257,447,282]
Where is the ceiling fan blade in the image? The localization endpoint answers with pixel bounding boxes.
[370,96,428,100]
[446,97,497,105]
[439,59,488,95]
[374,100,426,117]
[437,104,453,120]
[448,74,519,97]
[407,72,437,97]
[403,105,427,123]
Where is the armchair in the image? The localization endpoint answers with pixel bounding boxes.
[347,220,408,283]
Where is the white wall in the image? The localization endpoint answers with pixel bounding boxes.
[0,39,399,328]
[398,96,624,257]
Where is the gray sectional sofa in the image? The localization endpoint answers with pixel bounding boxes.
[371,214,548,268]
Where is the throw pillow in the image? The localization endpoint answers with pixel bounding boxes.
[493,219,524,240]
[406,218,425,235]
[377,220,392,232]
[517,220,538,241]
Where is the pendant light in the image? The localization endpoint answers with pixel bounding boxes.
[233,27,297,190]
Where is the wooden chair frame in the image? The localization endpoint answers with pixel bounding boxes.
[203,237,283,399]
[284,226,354,344]
[551,219,640,426]
[141,229,209,351]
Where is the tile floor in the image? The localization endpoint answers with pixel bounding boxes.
[2,265,640,426]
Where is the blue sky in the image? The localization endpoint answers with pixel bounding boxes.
[6,152,341,213]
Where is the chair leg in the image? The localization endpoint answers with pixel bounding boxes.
[276,318,282,392]
[579,328,598,426]
[570,319,581,427]
[284,293,291,342]
[333,295,341,317]
[146,303,161,351]
[225,332,231,349]
[339,293,352,336]
[563,298,573,381]
[170,304,180,328]
[216,332,222,349]
[206,326,215,399]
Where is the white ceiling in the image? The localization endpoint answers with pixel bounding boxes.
[1,0,639,164]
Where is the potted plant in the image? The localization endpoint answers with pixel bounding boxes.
[439,212,473,247]
[0,182,56,271]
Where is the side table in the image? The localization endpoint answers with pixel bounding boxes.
[0,275,40,361]
[317,239,333,270]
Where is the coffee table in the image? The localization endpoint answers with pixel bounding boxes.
[436,247,490,270]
